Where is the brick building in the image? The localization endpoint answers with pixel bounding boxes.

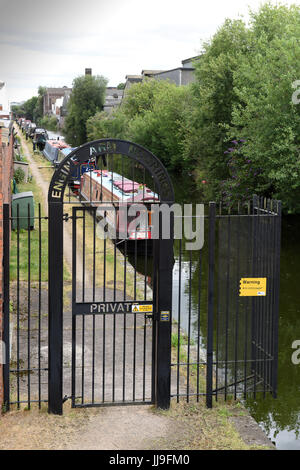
[43,87,72,116]
[0,115,14,410]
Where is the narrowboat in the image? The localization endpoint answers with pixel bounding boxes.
[33,128,49,151]
[26,123,36,139]
[43,139,70,164]
[42,140,96,195]
[80,169,158,241]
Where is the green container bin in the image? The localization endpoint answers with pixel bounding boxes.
[12,191,35,230]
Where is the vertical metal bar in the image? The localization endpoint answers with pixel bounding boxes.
[269,201,276,395]
[144,235,148,301]
[71,207,77,408]
[17,204,20,408]
[133,229,137,401]
[142,312,147,402]
[81,210,86,404]
[196,246,202,401]
[124,239,127,301]
[251,195,259,399]
[244,202,251,399]
[206,202,216,408]
[48,202,64,415]
[234,208,241,400]
[103,214,106,302]
[151,237,158,404]
[92,208,96,403]
[262,200,269,396]
[224,214,231,401]
[133,306,137,402]
[27,203,31,409]
[92,207,96,301]
[123,240,127,400]
[176,239,182,403]
[272,201,281,397]
[112,210,117,402]
[3,204,10,411]
[215,209,222,402]
[142,220,148,401]
[38,203,42,408]
[155,209,173,409]
[265,200,272,392]
[186,249,192,402]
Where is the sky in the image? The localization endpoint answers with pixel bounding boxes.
[0,0,297,104]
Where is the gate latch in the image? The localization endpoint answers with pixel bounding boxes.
[145,314,153,325]
[63,213,72,222]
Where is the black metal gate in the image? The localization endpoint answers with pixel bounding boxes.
[2,140,281,414]
[71,205,156,407]
[48,139,174,414]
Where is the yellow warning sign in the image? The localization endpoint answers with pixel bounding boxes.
[132,304,153,313]
[239,278,267,297]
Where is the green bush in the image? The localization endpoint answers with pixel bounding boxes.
[37,115,58,132]
[14,168,25,184]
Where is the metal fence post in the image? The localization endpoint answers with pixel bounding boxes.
[272,201,281,397]
[155,210,173,409]
[3,204,10,411]
[206,202,216,408]
[48,202,64,415]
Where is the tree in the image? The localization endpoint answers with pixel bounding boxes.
[183,18,250,200]
[11,86,47,123]
[63,74,108,146]
[186,3,300,212]
[23,96,39,121]
[34,86,47,123]
[87,79,193,172]
[227,4,300,212]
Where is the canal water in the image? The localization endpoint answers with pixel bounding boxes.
[132,171,300,450]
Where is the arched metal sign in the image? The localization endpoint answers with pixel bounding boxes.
[48,139,174,414]
[48,139,174,203]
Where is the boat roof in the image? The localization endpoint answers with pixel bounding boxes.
[86,170,158,202]
[46,139,70,150]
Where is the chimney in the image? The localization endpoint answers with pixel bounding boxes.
[85,68,92,76]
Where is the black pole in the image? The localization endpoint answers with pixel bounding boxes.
[3,204,10,411]
[155,210,173,409]
[48,202,64,414]
[206,202,216,408]
[272,201,281,397]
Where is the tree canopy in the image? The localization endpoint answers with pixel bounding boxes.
[87,78,193,172]
[188,3,300,211]
[63,74,107,146]
[87,2,300,212]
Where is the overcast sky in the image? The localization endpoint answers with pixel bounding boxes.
[0,0,297,104]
